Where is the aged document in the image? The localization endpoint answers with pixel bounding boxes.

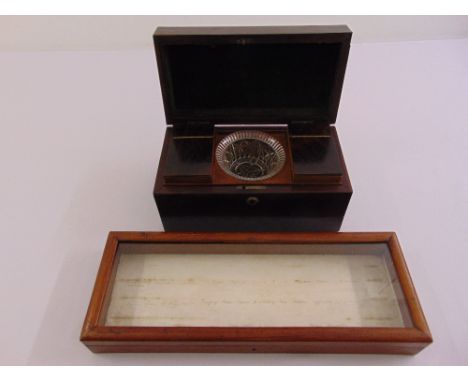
[105,253,405,327]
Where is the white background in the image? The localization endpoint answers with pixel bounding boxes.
[0,16,467,365]
[0,16,467,50]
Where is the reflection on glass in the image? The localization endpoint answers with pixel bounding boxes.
[104,243,412,328]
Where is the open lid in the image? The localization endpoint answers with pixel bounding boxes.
[154,25,352,126]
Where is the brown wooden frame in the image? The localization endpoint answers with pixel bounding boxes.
[80,232,432,354]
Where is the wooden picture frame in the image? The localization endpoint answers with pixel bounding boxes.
[80,232,431,354]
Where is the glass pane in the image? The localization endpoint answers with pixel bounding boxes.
[104,242,412,328]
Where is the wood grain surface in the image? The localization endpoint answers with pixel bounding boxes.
[81,232,432,354]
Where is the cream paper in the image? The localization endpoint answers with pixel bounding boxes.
[105,252,406,327]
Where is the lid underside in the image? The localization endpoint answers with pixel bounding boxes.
[154,26,352,126]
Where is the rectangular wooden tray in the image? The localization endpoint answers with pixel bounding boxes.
[80,232,431,354]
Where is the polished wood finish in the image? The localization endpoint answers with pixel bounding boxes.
[162,130,213,184]
[290,126,343,185]
[159,125,344,186]
[81,232,432,354]
[155,126,352,232]
[154,25,351,125]
[152,25,353,230]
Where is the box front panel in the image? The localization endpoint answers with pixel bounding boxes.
[155,191,351,232]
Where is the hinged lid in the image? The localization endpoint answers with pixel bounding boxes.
[154,25,352,126]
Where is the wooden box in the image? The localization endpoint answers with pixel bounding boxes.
[153,26,353,232]
[81,232,432,354]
